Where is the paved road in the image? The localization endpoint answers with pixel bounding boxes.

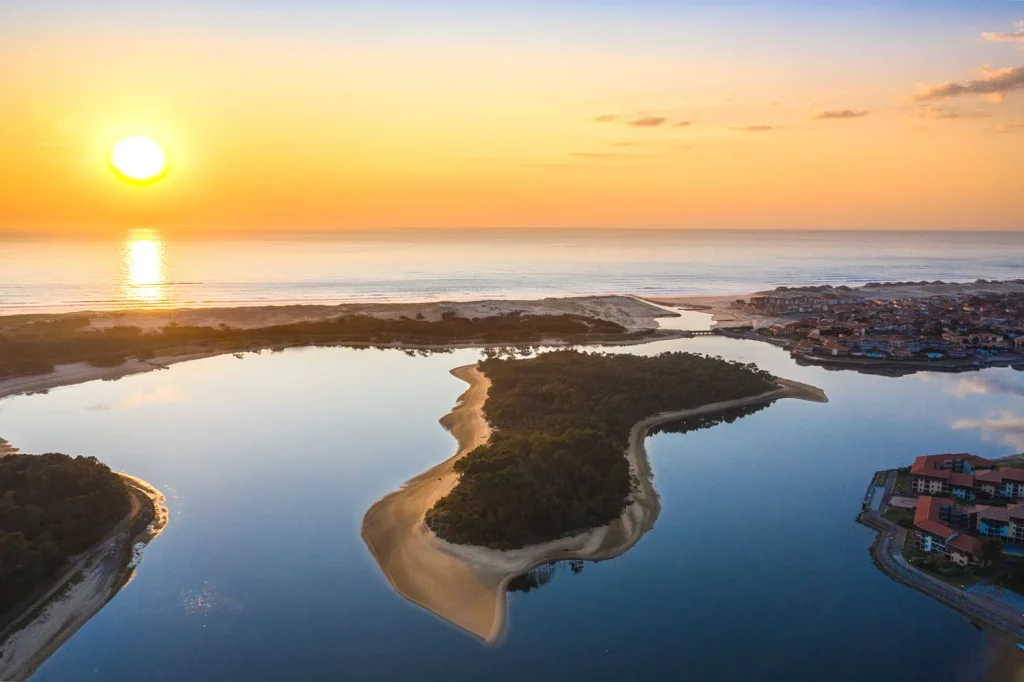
[861,510,1024,638]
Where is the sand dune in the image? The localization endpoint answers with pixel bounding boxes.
[361,365,827,643]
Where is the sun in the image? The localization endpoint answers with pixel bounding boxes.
[110,136,169,184]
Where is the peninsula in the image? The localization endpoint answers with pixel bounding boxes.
[361,351,827,642]
[0,296,677,398]
[0,451,167,681]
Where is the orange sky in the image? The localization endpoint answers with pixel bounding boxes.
[1,4,1023,232]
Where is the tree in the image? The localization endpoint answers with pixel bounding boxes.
[979,538,1003,565]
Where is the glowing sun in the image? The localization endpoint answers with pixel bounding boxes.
[110,136,168,184]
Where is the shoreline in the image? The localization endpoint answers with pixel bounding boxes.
[0,473,168,681]
[361,364,828,643]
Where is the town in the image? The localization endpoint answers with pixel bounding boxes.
[733,281,1024,367]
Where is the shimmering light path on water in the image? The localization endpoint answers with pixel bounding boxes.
[2,229,1023,313]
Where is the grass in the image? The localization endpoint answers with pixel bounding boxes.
[882,508,914,528]
[894,468,912,495]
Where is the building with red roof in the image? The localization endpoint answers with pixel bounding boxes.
[910,453,1024,500]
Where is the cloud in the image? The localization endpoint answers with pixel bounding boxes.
[611,141,640,147]
[734,125,778,132]
[952,412,1024,450]
[628,116,667,127]
[673,121,693,127]
[568,152,619,158]
[815,110,869,120]
[913,65,1024,103]
[982,22,1024,44]
[913,106,993,119]
[995,123,1024,133]
[593,114,620,123]
[932,373,1024,399]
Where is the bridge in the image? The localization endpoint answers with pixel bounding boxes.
[676,329,719,337]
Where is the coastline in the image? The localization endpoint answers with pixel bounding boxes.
[361,364,828,643]
[0,295,685,403]
[0,473,168,681]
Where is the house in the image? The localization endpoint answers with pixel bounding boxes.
[910,453,996,498]
[913,496,982,565]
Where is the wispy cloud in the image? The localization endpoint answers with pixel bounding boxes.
[611,141,640,147]
[628,116,667,127]
[914,106,993,119]
[568,152,619,158]
[673,121,693,127]
[594,114,620,123]
[734,125,779,132]
[86,386,185,413]
[953,412,1024,450]
[815,110,869,120]
[995,123,1024,133]
[982,22,1024,45]
[913,65,1024,103]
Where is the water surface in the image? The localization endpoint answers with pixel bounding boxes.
[1,333,1023,680]
[3,229,1023,313]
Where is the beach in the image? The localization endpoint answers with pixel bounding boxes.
[361,364,827,643]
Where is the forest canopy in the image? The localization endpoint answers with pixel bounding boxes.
[0,312,637,380]
[425,350,777,549]
[0,454,131,617]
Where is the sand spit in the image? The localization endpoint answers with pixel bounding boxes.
[0,472,168,681]
[28,295,670,333]
[361,365,827,644]
[0,296,675,403]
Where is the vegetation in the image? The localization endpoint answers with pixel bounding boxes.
[0,454,131,616]
[0,313,638,380]
[426,350,777,549]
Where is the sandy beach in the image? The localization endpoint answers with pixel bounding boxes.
[0,472,167,681]
[0,295,676,404]
[361,364,827,643]
[43,295,670,333]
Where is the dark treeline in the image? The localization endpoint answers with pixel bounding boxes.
[507,560,584,593]
[426,350,776,549]
[0,312,637,379]
[0,454,131,616]
[650,402,771,436]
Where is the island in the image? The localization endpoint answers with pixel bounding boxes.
[0,451,167,681]
[361,350,827,642]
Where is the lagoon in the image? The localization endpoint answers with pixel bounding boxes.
[2,329,1023,681]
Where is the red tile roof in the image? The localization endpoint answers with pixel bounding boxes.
[999,468,1024,482]
[948,534,982,555]
[914,496,956,539]
[949,472,975,487]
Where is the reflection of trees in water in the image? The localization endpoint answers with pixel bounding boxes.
[651,401,772,436]
[508,560,584,593]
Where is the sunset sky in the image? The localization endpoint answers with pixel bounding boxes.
[2,1,1023,232]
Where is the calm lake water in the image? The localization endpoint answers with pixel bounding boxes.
[2,229,1024,313]
[2,323,1024,681]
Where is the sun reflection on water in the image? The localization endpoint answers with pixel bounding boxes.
[120,231,168,306]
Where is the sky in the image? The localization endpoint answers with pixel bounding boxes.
[1,0,1023,233]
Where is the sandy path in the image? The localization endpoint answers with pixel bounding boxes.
[0,474,168,681]
[361,366,827,643]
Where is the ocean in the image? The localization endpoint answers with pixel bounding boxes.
[1,229,1022,314]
